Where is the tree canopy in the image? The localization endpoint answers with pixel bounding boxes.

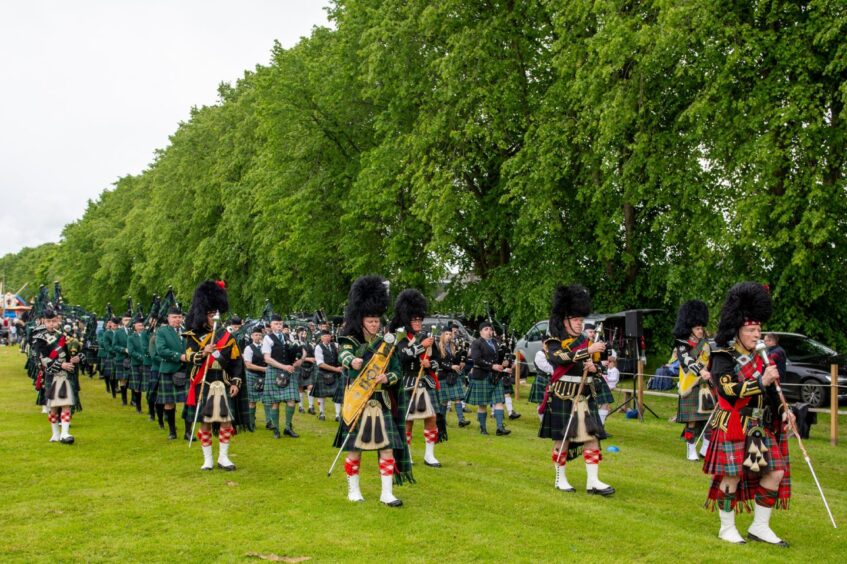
[2,0,845,351]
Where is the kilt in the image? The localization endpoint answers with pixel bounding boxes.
[147,368,159,393]
[539,395,607,442]
[593,376,614,405]
[332,372,349,405]
[528,374,548,404]
[140,365,152,391]
[263,367,300,404]
[704,425,791,511]
[156,371,187,404]
[114,359,129,382]
[676,387,710,423]
[439,377,465,402]
[312,369,339,398]
[128,365,143,391]
[182,381,235,424]
[464,377,505,406]
[298,364,314,387]
[332,392,404,452]
[245,370,264,403]
[101,358,112,380]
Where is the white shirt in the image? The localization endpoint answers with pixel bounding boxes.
[242,342,260,364]
[606,367,620,390]
[534,350,553,375]
[261,333,285,356]
[314,341,336,366]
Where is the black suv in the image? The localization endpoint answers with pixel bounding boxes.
[771,332,847,407]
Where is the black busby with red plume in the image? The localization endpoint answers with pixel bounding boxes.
[340,275,390,341]
[673,300,710,340]
[548,284,592,339]
[185,280,229,333]
[714,282,772,347]
[388,289,427,333]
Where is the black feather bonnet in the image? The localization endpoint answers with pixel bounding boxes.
[715,282,772,346]
[340,275,390,340]
[388,289,427,333]
[548,284,592,339]
[672,300,710,340]
[185,280,229,333]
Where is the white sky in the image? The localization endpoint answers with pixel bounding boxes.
[0,0,331,257]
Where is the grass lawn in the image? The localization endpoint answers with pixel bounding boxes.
[1,346,845,563]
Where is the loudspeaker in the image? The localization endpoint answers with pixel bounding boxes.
[625,310,643,338]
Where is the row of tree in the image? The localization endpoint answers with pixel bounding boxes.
[2,0,845,350]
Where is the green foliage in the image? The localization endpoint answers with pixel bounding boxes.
[3,0,845,351]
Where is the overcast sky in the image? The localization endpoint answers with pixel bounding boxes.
[0,0,331,257]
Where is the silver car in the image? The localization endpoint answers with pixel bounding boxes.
[513,316,606,375]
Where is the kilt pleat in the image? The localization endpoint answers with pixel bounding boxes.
[263,366,300,404]
[156,371,187,404]
[464,377,506,406]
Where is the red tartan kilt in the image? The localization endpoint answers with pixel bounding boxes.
[703,427,787,476]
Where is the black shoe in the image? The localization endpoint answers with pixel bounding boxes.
[424,460,442,468]
[273,429,281,439]
[480,429,489,435]
[183,432,191,441]
[747,533,789,547]
[509,412,521,420]
[382,499,403,507]
[284,428,300,438]
[167,432,177,440]
[308,407,316,415]
[458,420,470,428]
[217,462,237,472]
[496,428,511,436]
[586,486,616,496]
[335,416,340,422]
[319,414,325,421]
[298,406,305,413]
[159,422,165,430]
[60,435,75,445]
[266,421,273,430]
[149,414,156,421]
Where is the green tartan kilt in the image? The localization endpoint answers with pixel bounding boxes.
[297,364,314,387]
[128,365,143,390]
[140,365,152,390]
[593,377,614,405]
[464,377,505,406]
[263,367,300,404]
[312,369,340,398]
[156,371,187,404]
[539,394,607,442]
[182,381,236,423]
[332,373,348,404]
[113,360,129,382]
[332,394,404,452]
[677,389,710,423]
[245,370,264,403]
[101,359,112,380]
[439,377,465,402]
[528,374,548,404]
[147,369,159,393]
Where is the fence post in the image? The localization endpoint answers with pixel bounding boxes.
[513,361,520,401]
[831,363,838,446]
[637,359,645,421]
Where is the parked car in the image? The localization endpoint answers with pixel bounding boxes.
[422,315,473,343]
[769,332,847,407]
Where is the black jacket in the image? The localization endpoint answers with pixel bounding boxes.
[470,337,497,380]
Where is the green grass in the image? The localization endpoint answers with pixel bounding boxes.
[1,346,845,563]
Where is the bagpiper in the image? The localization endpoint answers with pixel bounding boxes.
[389,289,444,467]
[261,314,304,438]
[313,329,342,421]
[241,323,267,432]
[34,306,82,444]
[332,275,413,506]
[432,323,469,427]
[672,300,713,461]
[127,313,146,414]
[703,282,793,546]
[539,284,613,495]
[156,301,187,440]
[183,280,245,471]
